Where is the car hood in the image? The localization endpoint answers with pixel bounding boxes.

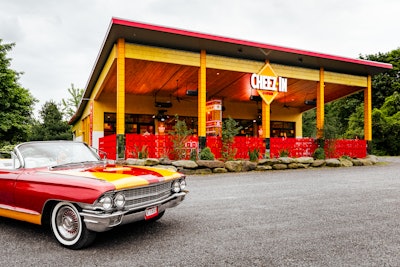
[46,164,182,190]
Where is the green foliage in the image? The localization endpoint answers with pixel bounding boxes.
[370,92,400,155]
[0,144,15,154]
[170,115,193,160]
[190,149,198,161]
[344,104,365,139]
[313,147,326,160]
[302,48,400,155]
[360,49,400,108]
[29,101,72,141]
[0,40,37,146]
[61,83,84,120]
[302,109,316,137]
[340,155,351,160]
[199,147,215,160]
[248,148,259,162]
[221,117,242,161]
[279,149,289,157]
[131,144,148,159]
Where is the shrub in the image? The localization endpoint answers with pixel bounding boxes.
[249,148,259,162]
[190,149,198,161]
[131,145,148,159]
[279,149,289,157]
[199,147,215,160]
[221,117,242,161]
[313,147,326,160]
[170,115,193,160]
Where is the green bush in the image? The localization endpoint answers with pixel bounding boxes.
[313,147,326,160]
[199,147,215,160]
[221,117,242,161]
[190,149,198,161]
[249,148,259,162]
[279,149,289,157]
[171,115,193,160]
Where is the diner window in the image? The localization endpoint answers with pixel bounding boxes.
[271,121,295,138]
[104,113,155,135]
[160,116,198,135]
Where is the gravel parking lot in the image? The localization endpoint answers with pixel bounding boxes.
[1,157,400,266]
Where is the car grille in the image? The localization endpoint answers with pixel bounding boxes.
[123,182,172,209]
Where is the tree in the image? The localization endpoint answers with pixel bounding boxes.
[0,40,37,146]
[370,92,400,155]
[221,117,242,161]
[61,83,84,120]
[360,49,400,108]
[170,115,193,160]
[29,101,72,141]
[302,48,400,147]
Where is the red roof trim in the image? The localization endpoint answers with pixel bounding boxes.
[111,18,392,70]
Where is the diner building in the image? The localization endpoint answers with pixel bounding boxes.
[70,18,392,159]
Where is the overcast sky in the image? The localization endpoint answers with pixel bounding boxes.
[1,0,399,116]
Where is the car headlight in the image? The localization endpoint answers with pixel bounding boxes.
[180,179,187,190]
[99,195,113,211]
[114,193,126,209]
[172,180,181,193]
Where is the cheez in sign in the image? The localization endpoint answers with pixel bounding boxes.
[250,63,288,105]
[250,74,287,92]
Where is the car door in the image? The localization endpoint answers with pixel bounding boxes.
[0,167,19,209]
[0,154,22,211]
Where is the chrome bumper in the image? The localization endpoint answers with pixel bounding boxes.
[80,191,187,232]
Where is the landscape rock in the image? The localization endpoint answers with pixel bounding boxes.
[196,160,225,169]
[213,167,228,173]
[312,160,326,167]
[351,158,363,166]
[126,154,378,175]
[172,160,198,169]
[325,158,341,167]
[194,168,212,175]
[339,158,353,167]
[243,161,257,171]
[159,157,172,165]
[366,155,378,164]
[177,168,197,175]
[278,157,295,164]
[296,157,314,164]
[255,165,272,171]
[225,161,243,172]
[359,158,373,166]
[258,158,279,166]
[144,158,160,166]
[272,164,288,170]
[288,163,300,169]
[125,158,145,166]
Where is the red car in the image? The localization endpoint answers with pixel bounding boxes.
[0,141,187,249]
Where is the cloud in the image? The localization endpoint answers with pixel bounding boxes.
[0,0,399,117]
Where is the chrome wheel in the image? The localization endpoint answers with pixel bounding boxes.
[51,202,96,249]
[56,205,81,241]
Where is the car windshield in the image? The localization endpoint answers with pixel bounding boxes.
[16,141,100,168]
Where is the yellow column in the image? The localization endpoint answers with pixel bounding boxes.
[364,75,372,141]
[198,50,207,148]
[316,67,325,139]
[116,38,125,135]
[116,38,126,159]
[262,101,270,139]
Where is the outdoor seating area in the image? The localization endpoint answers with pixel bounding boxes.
[99,134,367,161]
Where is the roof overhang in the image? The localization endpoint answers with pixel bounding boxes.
[70,18,392,124]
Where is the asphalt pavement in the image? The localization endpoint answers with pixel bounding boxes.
[1,157,400,266]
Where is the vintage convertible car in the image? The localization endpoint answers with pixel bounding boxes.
[0,141,187,249]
